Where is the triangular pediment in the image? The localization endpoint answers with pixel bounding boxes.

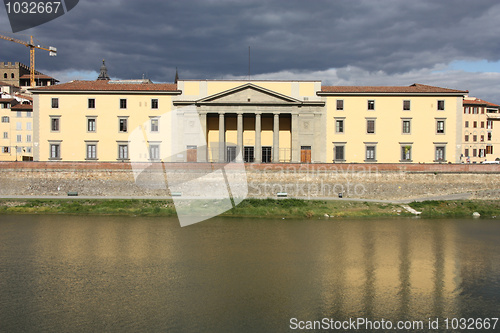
[196,83,303,105]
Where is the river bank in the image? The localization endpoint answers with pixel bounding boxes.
[1,198,499,219]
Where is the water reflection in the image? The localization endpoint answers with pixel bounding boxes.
[0,216,499,332]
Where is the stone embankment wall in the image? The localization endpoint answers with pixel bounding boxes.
[0,162,499,200]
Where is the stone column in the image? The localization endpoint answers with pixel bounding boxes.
[237,112,243,162]
[273,113,280,163]
[291,113,299,163]
[198,112,207,162]
[218,112,225,162]
[255,113,262,163]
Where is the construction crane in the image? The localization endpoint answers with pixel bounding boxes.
[0,34,57,87]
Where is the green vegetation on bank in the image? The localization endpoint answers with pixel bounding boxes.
[0,198,499,219]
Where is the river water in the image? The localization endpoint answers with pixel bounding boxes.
[0,215,499,332]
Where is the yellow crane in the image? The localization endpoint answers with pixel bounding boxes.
[0,34,57,87]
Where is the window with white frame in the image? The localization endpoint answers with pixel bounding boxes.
[26,122,32,131]
[1,116,9,123]
[119,99,127,109]
[51,117,60,131]
[118,118,128,132]
[88,98,95,109]
[16,134,22,142]
[16,122,22,130]
[151,99,159,109]
[3,132,7,139]
[118,144,129,160]
[402,119,411,134]
[151,118,159,132]
[49,143,61,159]
[435,146,445,162]
[87,118,96,132]
[51,98,59,108]
[403,100,411,111]
[366,119,375,134]
[86,143,97,160]
[26,134,31,142]
[365,145,376,161]
[334,144,345,161]
[367,100,375,110]
[149,144,160,160]
[436,120,445,134]
[437,100,445,110]
[401,144,412,161]
[335,119,344,133]
[336,100,344,110]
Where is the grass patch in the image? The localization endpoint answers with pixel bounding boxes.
[1,198,498,219]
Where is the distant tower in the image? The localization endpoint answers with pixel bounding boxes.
[97,59,110,80]
[174,67,179,84]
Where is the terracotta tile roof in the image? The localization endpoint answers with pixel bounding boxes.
[0,81,14,87]
[11,103,32,111]
[320,83,468,94]
[15,93,33,101]
[0,98,16,103]
[19,74,58,80]
[463,98,499,108]
[31,80,179,92]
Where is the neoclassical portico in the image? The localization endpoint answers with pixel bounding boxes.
[173,83,325,163]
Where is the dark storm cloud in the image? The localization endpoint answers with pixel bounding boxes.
[1,0,500,83]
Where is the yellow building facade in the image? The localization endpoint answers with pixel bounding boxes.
[32,80,469,164]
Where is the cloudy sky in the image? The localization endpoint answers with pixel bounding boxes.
[1,0,500,103]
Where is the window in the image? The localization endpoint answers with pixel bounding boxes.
[481,108,485,114]
[334,145,345,161]
[465,135,469,142]
[88,98,95,109]
[481,121,485,128]
[479,149,485,158]
[335,119,344,133]
[473,149,477,157]
[486,146,493,155]
[150,118,159,132]
[367,100,375,110]
[16,122,22,130]
[11,73,14,79]
[118,144,129,160]
[151,99,159,109]
[487,120,493,129]
[26,112,32,118]
[437,100,445,110]
[465,121,469,128]
[26,147,32,153]
[51,117,60,131]
[464,148,469,157]
[119,118,128,132]
[488,132,492,141]
[3,73,6,79]
[87,118,96,132]
[401,145,412,161]
[435,146,445,162]
[366,119,375,134]
[16,135,22,142]
[436,120,445,134]
[402,120,411,134]
[244,146,254,162]
[50,143,61,159]
[119,99,127,109]
[3,132,7,139]
[86,144,97,159]
[26,134,31,142]
[473,107,478,114]
[481,135,484,142]
[51,98,59,108]
[3,147,10,153]
[26,122,32,131]
[336,100,344,110]
[403,100,410,110]
[473,135,477,142]
[365,146,376,161]
[16,147,22,153]
[1,116,8,123]
[17,111,22,118]
[473,121,477,128]
[149,144,160,160]
[464,107,470,114]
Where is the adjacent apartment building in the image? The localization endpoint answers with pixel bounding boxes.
[31,77,471,164]
[462,97,500,163]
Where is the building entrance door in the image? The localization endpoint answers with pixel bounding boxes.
[262,146,272,163]
[301,146,311,163]
[187,145,197,162]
